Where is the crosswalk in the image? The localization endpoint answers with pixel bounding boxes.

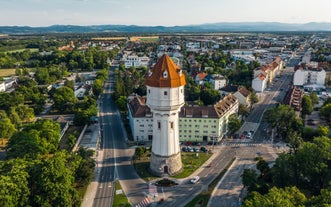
[223,142,261,147]
[134,197,150,207]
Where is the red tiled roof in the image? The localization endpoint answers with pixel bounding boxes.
[145,54,186,88]
[195,73,208,81]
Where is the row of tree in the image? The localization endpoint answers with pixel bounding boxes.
[1,119,95,207]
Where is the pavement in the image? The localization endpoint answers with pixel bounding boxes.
[80,123,102,207]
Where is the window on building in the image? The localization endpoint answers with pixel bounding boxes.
[158,121,161,129]
[164,91,167,95]
[148,89,150,94]
[163,71,168,78]
[170,122,174,129]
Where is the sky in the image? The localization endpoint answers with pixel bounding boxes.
[1,0,331,26]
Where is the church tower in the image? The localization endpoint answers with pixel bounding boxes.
[146,54,186,176]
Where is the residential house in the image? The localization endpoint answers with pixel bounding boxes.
[220,85,251,107]
[283,86,304,111]
[204,74,227,90]
[252,73,268,92]
[195,72,208,85]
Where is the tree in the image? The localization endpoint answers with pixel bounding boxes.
[30,151,80,207]
[92,78,104,97]
[116,96,127,111]
[53,86,76,113]
[242,168,258,191]
[200,88,221,105]
[135,146,144,160]
[256,159,270,178]
[238,104,250,119]
[307,186,331,206]
[317,126,329,137]
[0,159,30,207]
[286,130,303,154]
[228,114,241,135]
[302,95,313,116]
[64,79,74,90]
[0,115,16,140]
[6,119,61,159]
[243,187,306,207]
[249,92,259,106]
[309,92,319,105]
[264,105,303,140]
[319,103,331,124]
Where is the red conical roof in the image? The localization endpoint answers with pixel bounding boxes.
[146,54,186,88]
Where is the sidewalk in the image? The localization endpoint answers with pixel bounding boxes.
[80,123,102,207]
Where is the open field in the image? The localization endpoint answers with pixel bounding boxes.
[91,37,127,41]
[0,69,16,77]
[5,48,39,54]
[130,36,159,42]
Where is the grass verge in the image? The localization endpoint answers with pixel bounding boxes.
[113,181,131,207]
[184,158,236,207]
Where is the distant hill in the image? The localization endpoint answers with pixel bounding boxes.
[1,22,331,34]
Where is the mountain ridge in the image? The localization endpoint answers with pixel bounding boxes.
[1,22,331,34]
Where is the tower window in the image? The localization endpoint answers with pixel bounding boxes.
[163,71,168,78]
[164,91,167,96]
[148,89,150,94]
[158,121,161,130]
[170,122,174,129]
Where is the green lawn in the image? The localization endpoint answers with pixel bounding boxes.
[173,152,212,179]
[112,181,131,207]
[133,149,212,181]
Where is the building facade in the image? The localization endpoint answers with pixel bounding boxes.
[127,93,239,143]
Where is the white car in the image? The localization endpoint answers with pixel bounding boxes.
[190,176,200,184]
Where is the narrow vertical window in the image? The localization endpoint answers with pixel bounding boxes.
[148,89,150,94]
[164,91,167,95]
[170,122,174,129]
[158,121,161,129]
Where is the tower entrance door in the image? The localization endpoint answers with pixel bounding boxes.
[163,166,168,174]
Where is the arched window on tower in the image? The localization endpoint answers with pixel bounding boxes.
[163,71,168,78]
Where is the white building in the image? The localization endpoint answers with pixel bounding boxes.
[124,55,150,69]
[145,54,186,176]
[128,93,238,144]
[204,74,227,90]
[293,63,326,87]
[252,73,268,92]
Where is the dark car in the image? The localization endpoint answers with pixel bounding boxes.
[182,147,188,152]
[200,147,208,153]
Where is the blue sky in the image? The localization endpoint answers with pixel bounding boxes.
[1,0,331,26]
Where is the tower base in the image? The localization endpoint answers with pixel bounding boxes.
[149,152,183,176]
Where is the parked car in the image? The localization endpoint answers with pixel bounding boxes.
[190,176,200,184]
[193,147,199,153]
[246,132,252,139]
[200,147,208,153]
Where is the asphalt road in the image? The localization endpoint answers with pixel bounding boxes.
[206,67,294,207]
[207,144,279,207]
[93,69,149,207]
